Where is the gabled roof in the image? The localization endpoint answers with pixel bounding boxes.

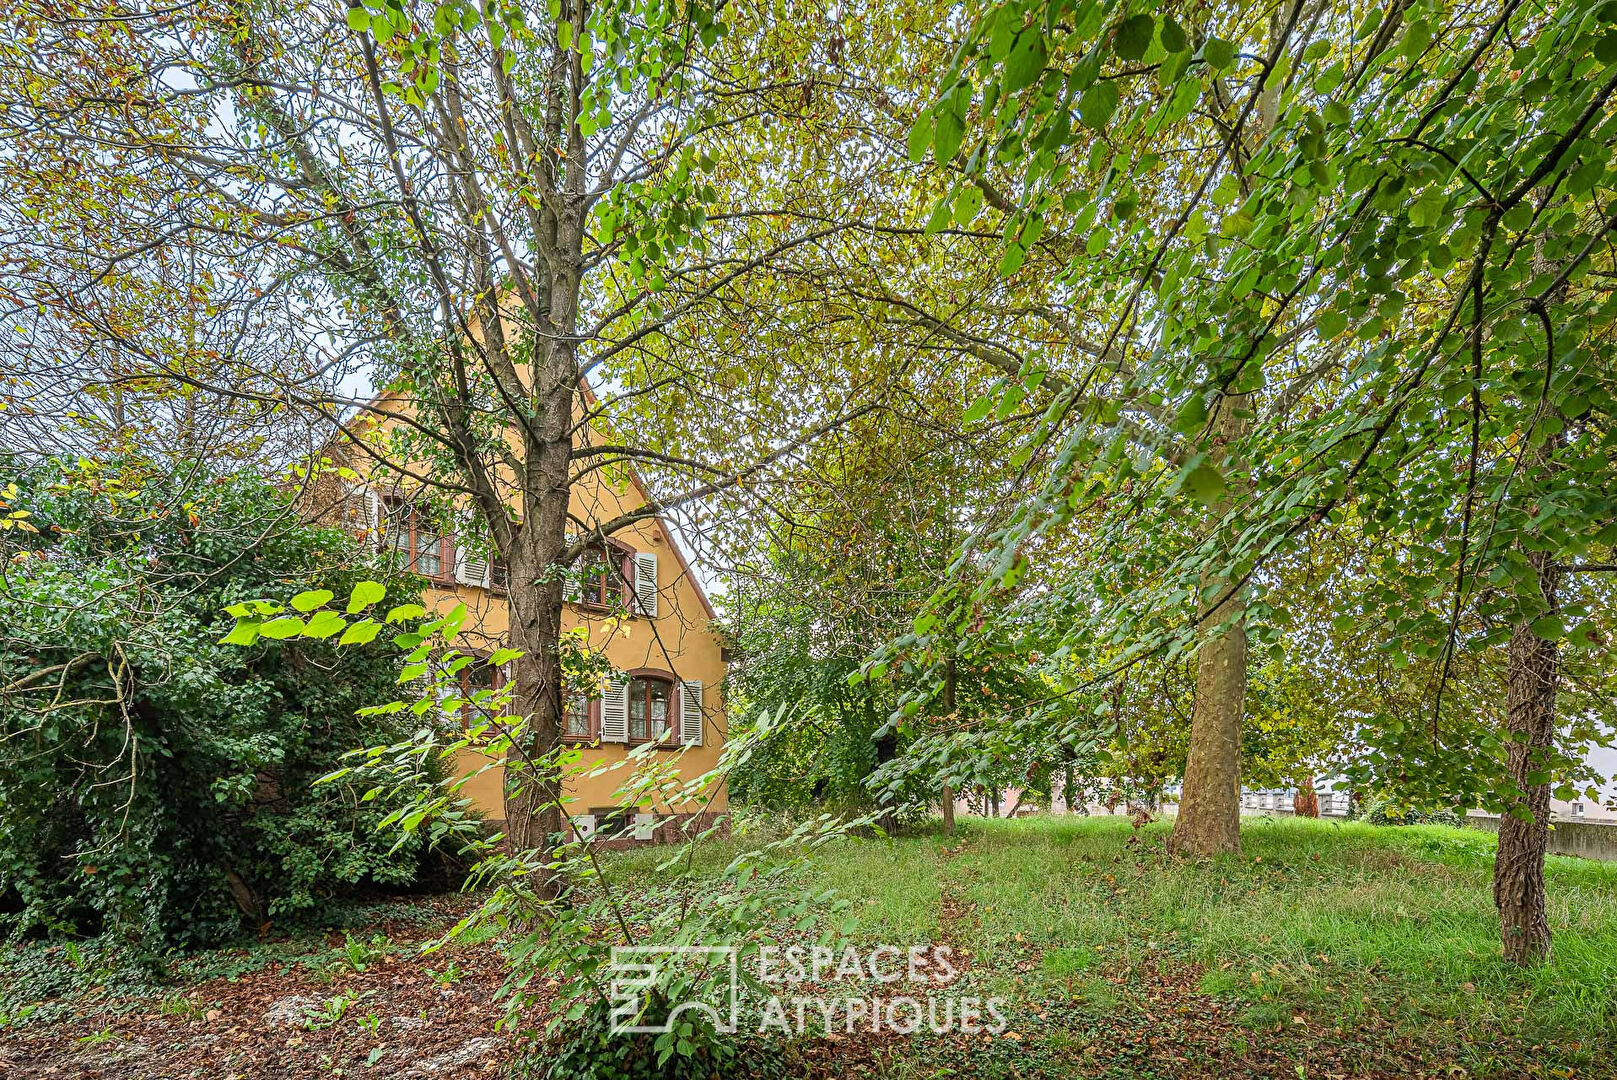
[341,385,719,623]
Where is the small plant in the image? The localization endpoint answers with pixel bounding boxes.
[303,991,369,1031]
[330,932,392,974]
[227,588,865,1080]
[426,961,464,988]
[78,1028,124,1048]
[157,994,208,1020]
[359,1012,382,1035]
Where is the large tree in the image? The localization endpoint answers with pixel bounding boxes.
[1,0,938,864]
[895,0,1617,962]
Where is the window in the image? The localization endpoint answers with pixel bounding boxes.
[383,499,451,580]
[575,544,631,609]
[488,554,510,592]
[564,691,596,740]
[457,658,505,725]
[628,675,673,742]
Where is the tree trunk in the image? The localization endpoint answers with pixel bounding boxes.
[497,290,579,892]
[940,658,956,834]
[1494,549,1560,965]
[501,509,571,883]
[1494,242,1565,965]
[1169,392,1251,857]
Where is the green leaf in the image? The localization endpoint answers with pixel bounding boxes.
[1077,81,1119,129]
[339,619,384,646]
[933,104,965,163]
[1113,15,1155,62]
[954,184,985,225]
[347,580,386,613]
[962,392,996,424]
[220,621,261,647]
[1159,16,1188,54]
[1180,462,1227,506]
[1530,616,1566,641]
[1159,46,1191,86]
[291,588,335,612]
[259,616,306,639]
[1317,311,1348,339]
[346,6,370,31]
[1005,31,1048,93]
[302,610,348,639]
[1202,36,1236,71]
[1399,19,1432,59]
[906,109,933,163]
[998,242,1027,277]
[1409,188,1446,228]
[988,8,1016,61]
[385,603,427,624]
[1174,392,1209,434]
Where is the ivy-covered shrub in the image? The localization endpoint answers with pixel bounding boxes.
[1355,795,1463,829]
[0,458,443,956]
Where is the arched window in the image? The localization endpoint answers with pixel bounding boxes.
[627,674,673,742]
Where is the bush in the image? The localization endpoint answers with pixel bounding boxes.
[534,997,791,1080]
[1356,795,1462,828]
[0,458,445,956]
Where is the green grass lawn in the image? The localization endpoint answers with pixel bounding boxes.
[609,813,1617,1078]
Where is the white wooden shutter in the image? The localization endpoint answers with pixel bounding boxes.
[364,490,382,545]
[679,680,703,746]
[633,551,658,617]
[562,549,582,603]
[600,674,630,743]
[455,543,490,587]
[452,512,491,588]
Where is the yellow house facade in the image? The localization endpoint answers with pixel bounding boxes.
[327,392,729,842]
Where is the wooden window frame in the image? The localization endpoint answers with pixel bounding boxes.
[573,541,634,612]
[562,690,599,743]
[382,497,455,584]
[456,655,506,728]
[625,670,677,745]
